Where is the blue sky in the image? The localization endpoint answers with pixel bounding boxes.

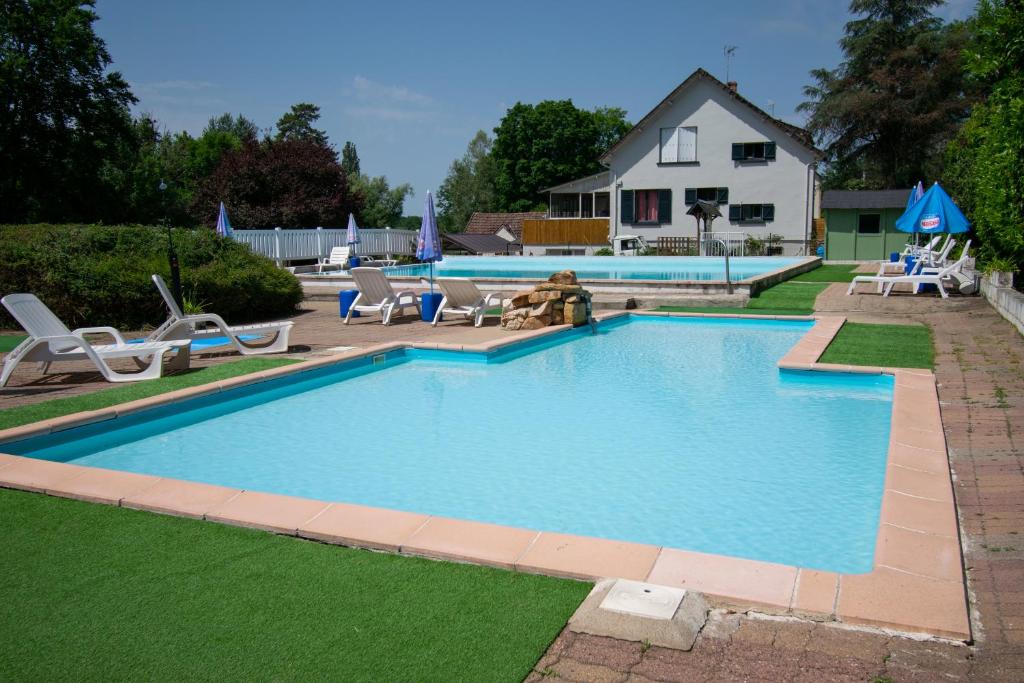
[94,0,974,216]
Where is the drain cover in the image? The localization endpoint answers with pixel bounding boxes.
[598,580,686,620]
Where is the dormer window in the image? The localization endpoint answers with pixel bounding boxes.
[731,141,777,162]
[660,127,697,163]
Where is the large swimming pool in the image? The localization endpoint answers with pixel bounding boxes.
[3,317,892,573]
[382,255,799,281]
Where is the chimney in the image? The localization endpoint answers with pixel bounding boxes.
[727,81,738,93]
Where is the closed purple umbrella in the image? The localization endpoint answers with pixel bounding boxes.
[215,202,233,238]
[417,190,443,293]
[345,213,360,259]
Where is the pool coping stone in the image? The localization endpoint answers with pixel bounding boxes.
[0,312,970,641]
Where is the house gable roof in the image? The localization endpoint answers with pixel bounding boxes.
[599,68,821,164]
[464,211,546,239]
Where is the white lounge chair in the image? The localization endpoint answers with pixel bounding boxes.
[345,267,420,325]
[0,293,191,386]
[432,278,505,327]
[317,246,350,273]
[146,274,293,355]
[847,252,971,299]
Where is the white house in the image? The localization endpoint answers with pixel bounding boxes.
[530,68,822,256]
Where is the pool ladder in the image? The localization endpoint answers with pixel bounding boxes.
[707,238,734,295]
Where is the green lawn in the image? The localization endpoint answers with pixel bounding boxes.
[819,322,934,369]
[0,334,26,353]
[790,264,860,283]
[0,489,587,681]
[655,281,828,317]
[0,357,300,430]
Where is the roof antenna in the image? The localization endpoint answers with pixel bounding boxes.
[767,99,775,116]
[724,45,737,82]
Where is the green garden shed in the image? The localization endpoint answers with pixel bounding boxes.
[822,190,911,260]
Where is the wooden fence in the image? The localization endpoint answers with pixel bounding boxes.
[521,218,609,245]
[232,228,418,265]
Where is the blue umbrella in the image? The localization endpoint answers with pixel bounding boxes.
[416,190,443,293]
[895,182,970,235]
[215,202,233,238]
[345,213,360,255]
[905,180,924,212]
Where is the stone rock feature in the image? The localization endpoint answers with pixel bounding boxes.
[500,270,592,331]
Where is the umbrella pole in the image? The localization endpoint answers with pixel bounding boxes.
[430,262,434,294]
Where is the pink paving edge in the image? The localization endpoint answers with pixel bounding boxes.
[0,313,970,640]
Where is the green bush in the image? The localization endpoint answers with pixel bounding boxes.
[593,247,613,256]
[0,224,303,330]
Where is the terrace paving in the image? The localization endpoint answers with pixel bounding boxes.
[2,284,1023,680]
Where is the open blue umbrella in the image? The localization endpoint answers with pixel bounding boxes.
[345,213,360,255]
[417,190,443,293]
[895,182,970,235]
[215,202,233,238]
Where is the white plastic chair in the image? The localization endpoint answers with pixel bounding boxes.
[317,246,350,273]
[847,251,971,299]
[0,293,190,386]
[146,275,293,355]
[432,278,505,327]
[345,267,420,325]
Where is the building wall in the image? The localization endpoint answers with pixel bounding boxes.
[608,79,818,255]
[823,208,909,260]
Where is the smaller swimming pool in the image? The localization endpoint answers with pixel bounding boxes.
[381,255,799,282]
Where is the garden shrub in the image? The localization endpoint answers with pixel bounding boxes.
[0,224,303,330]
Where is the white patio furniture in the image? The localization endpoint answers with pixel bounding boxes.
[345,267,421,325]
[1,293,190,386]
[432,278,506,327]
[146,275,293,355]
[847,252,971,299]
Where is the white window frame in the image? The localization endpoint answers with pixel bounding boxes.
[660,126,697,163]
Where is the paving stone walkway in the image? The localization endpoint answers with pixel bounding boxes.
[528,285,1024,682]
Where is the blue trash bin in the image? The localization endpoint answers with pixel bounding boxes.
[338,289,360,318]
[890,252,900,262]
[420,292,444,323]
[348,255,361,269]
[904,256,917,275]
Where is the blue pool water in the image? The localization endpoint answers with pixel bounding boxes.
[5,317,892,573]
[381,255,799,282]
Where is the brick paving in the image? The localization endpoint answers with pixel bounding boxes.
[3,283,1023,680]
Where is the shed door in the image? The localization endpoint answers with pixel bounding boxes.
[854,213,884,260]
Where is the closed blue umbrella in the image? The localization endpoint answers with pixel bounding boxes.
[417,190,443,293]
[905,181,924,213]
[345,213,360,254]
[215,202,233,238]
[895,182,970,235]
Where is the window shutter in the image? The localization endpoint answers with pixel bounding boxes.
[684,188,697,205]
[731,143,744,161]
[763,204,775,221]
[679,127,697,162]
[765,142,776,160]
[729,204,741,221]
[657,190,672,223]
[717,187,729,204]
[660,128,679,163]
[620,190,634,223]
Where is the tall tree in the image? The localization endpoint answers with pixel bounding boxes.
[349,174,412,227]
[275,103,329,146]
[799,0,974,189]
[437,130,497,231]
[0,0,137,222]
[944,0,1024,269]
[491,101,629,212]
[341,141,360,177]
[205,113,259,143]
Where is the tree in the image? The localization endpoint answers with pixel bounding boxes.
[341,141,360,177]
[275,103,329,146]
[0,0,137,222]
[437,130,497,231]
[799,0,975,189]
[192,138,362,228]
[205,113,258,143]
[491,101,629,211]
[944,0,1024,269]
[349,173,413,227]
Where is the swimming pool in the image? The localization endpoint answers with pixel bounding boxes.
[381,255,799,282]
[2,317,892,573]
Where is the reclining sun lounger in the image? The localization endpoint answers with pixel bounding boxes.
[847,252,971,299]
[1,293,190,386]
[147,275,293,355]
[345,267,420,325]
[432,278,506,327]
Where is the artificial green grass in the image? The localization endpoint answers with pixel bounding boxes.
[0,334,26,353]
[0,357,300,430]
[0,488,588,681]
[654,281,828,317]
[648,306,814,317]
[789,264,860,283]
[819,322,934,369]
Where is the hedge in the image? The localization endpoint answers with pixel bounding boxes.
[0,224,303,330]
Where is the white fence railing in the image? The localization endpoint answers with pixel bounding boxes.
[232,228,419,265]
[701,231,748,257]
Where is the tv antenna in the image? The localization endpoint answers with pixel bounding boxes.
[724,46,737,82]
[767,99,775,116]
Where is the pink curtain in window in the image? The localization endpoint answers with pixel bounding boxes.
[637,191,658,222]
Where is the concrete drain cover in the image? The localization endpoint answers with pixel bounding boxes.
[599,580,686,620]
